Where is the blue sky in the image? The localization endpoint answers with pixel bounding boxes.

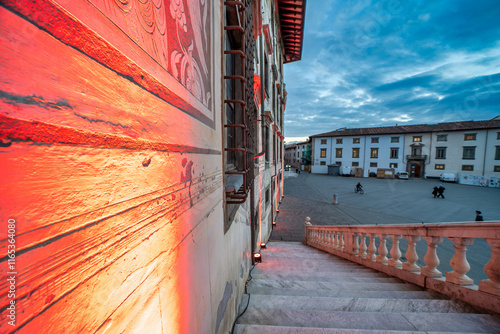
[283,0,500,143]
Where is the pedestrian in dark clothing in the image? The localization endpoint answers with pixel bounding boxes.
[432,186,438,198]
[475,210,484,221]
[437,184,445,198]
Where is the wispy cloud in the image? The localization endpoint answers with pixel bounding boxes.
[284,0,500,138]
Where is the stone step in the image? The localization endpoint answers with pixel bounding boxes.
[251,275,403,284]
[236,308,500,333]
[246,286,446,299]
[249,278,423,292]
[253,267,388,277]
[234,324,485,334]
[251,271,391,282]
[255,260,376,272]
[247,294,479,313]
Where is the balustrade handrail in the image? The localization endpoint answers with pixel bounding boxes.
[303,218,500,314]
[306,222,500,239]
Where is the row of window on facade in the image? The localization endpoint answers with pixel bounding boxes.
[319,132,492,146]
[320,146,500,159]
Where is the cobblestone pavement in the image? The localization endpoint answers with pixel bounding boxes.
[270,170,500,282]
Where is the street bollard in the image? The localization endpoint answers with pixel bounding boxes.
[333,194,338,204]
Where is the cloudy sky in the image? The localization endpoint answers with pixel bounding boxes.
[283,0,500,143]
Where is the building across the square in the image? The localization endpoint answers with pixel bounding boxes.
[310,117,500,185]
[285,139,311,169]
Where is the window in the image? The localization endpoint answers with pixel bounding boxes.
[336,148,342,158]
[463,146,476,160]
[494,166,500,172]
[390,148,398,159]
[352,162,359,167]
[336,138,343,144]
[436,147,446,159]
[370,162,378,167]
[391,137,399,143]
[413,136,422,142]
[462,165,474,171]
[352,148,359,158]
[321,139,327,145]
[389,163,398,168]
[353,138,360,144]
[320,161,326,165]
[370,148,378,158]
[320,148,327,158]
[437,135,447,142]
[411,146,422,156]
[496,146,500,160]
[371,137,379,143]
[464,133,476,141]
[435,164,445,170]
[497,132,500,140]
[335,161,342,165]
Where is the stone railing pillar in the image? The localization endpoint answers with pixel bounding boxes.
[403,235,421,272]
[359,233,368,259]
[421,236,444,278]
[388,234,403,269]
[340,232,345,252]
[446,237,474,285]
[376,234,389,264]
[367,234,377,261]
[352,233,360,256]
[479,239,500,296]
[335,232,341,251]
[303,217,311,244]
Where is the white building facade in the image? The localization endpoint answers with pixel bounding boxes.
[311,119,500,186]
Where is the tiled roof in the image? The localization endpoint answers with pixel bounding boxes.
[310,118,500,138]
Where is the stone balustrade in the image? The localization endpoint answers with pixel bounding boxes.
[303,217,500,313]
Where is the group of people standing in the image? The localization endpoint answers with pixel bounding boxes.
[432,185,446,198]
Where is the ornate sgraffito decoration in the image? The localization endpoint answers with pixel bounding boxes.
[90,0,212,121]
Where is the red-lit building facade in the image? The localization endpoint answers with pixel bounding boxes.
[0,0,306,333]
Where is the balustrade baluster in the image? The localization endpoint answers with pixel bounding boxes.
[340,232,345,252]
[353,233,360,256]
[359,233,367,259]
[421,236,443,278]
[334,232,340,251]
[388,234,403,269]
[367,233,377,261]
[479,239,500,296]
[403,235,421,272]
[376,234,389,264]
[446,237,474,285]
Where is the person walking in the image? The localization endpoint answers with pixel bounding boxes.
[475,210,484,221]
[432,186,438,198]
[437,184,445,199]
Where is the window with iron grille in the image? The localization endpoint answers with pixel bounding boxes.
[463,146,476,160]
[437,134,447,141]
[464,133,476,141]
[389,163,398,168]
[320,161,326,165]
[436,147,446,159]
[370,162,377,167]
[352,148,359,158]
[435,164,445,170]
[462,165,474,171]
[352,162,359,167]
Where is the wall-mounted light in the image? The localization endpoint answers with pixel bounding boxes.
[253,252,262,263]
[272,221,276,229]
[260,242,266,249]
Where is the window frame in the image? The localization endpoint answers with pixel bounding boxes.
[436,147,447,159]
[437,134,447,142]
[391,137,399,143]
[390,147,399,159]
[435,164,445,170]
[462,146,476,160]
[370,148,379,159]
[352,147,360,158]
[413,136,422,142]
[371,137,379,143]
[464,133,477,141]
[335,148,342,158]
[462,165,474,171]
[353,138,360,144]
[320,148,327,158]
[336,138,343,144]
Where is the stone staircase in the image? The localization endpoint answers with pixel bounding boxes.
[234,242,500,333]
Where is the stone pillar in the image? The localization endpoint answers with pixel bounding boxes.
[388,235,403,269]
[376,234,389,264]
[403,235,421,273]
[367,234,377,261]
[421,236,444,278]
[446,237,474,285]
[479,238,500,296]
